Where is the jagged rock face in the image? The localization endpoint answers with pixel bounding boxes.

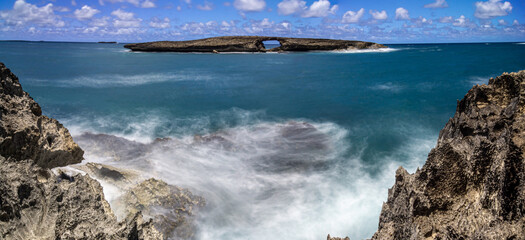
[0,62,163,239]
[0,62,83,168]
[124,36,386,53]
[114,178,205,239]
[373,71,525,239]
[0,156,162,239]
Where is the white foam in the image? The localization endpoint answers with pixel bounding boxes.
[516,43,525,45]
[370,82,403,92]
[66,109,435,240]
[468,76,490,86]
[330,48,400,54]
[27,71,213,88]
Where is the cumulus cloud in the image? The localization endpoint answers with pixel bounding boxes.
[474,0,512,19]
[497,19,507,25]
[395,7,409,20]
[0,0,65,27]
[197,1,213,10]
[342,8,364,23]
[369,10,387,20]
[233,0,266,12]
[277,0,337,18]
[424,0,448,8]
[438,16,453,23]
[82,26,98,33]
[74,5,100,21]
[302,0,338,18]
[111,9,142,28]
[512,20,519,26]
[149,17,170,28]
[141,0,156,8]
[277,0,306,15]
[453,15,474,27]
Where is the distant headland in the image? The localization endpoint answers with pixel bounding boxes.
[123,36,387,53]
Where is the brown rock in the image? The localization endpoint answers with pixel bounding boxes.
[0,62,83,168]
[372,71,525,239]
[124,36,387,53]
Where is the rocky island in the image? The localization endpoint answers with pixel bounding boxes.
[123,36,386,53]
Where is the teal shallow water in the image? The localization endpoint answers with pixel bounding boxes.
[1,42,524,239]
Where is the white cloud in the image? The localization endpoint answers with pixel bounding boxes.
[369,10,387,20]
[71,0,77,6]
[498,19,507,25]
[512,20,519,26]
[424,0,448,8]
[233,0,266,12]
[141,0,156,8]
[74,5,100,21]
[90,17,109,27]
[438,16,453,23]
[149,17,170,28]
[111,9,142,28]
[395,7,409,20]
[82,26,98,33]
[0,0,65,27]
[453,15,473,27]
[176,6,182,11]
[301,0,338,18]
[197,1,213,10]
[54,6,70,12]
[277,0,336,18]
[342,8,364,23]
[474,0,512,19]
[277,0,306,15]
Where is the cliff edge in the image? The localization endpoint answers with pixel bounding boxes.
[372,71,525,239]
[0,62,163,239]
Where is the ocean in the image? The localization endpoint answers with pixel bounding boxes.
[1,41,524,239]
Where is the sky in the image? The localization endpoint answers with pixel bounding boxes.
[0,0,524,43]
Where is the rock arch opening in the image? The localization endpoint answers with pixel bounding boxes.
[262,40,282,50]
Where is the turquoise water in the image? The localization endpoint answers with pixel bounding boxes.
[1,41,524,239]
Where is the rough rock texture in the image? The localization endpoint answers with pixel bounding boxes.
[124,36,386,52]
[0,62,83,169]
[72,162,206,239]
[113,178,205,240]
[0,62,163,239]
[372,71,525,239]
[327,234,350,240]
[0,157,162,239]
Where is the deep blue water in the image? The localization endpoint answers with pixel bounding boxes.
[1,41,524,239]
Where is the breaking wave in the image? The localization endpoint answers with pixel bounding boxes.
[62,109,435,240]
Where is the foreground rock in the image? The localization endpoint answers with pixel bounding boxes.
[114,178,205,239]
[372,71,525,239]
[124,36,386,53]
[0,63,83,168]
[0,62,162,239]
[73,162,206,239]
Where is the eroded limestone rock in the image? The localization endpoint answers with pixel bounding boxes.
[372,71,525,239]
[0,62,83,169]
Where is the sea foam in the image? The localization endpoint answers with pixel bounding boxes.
[65,109,434,240]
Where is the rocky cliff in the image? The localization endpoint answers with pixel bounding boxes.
[372,71,525,239]
[0,62,163,239]
[123,36,386,53]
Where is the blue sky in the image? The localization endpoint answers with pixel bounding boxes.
[0,0,524,43]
